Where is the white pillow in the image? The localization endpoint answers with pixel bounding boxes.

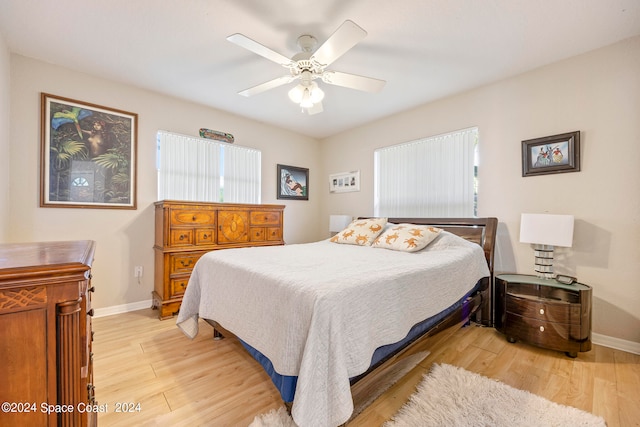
[372,224,441,252]
[330,217,387,246]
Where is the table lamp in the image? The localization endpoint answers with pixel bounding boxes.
[519,213,574,279]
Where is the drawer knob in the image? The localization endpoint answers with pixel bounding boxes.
[203,234,208,239]
[87,309,94,317]
[192,215,197,221]
[539,308,545,315]
[180,260,192,267]
[88,286,95,293]
[539,326,545,332]
[179,234,185,240]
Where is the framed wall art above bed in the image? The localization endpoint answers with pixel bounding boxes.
[521,131,580,177]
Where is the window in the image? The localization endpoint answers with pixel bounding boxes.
[157,131,261,203]
[374,127,478,217]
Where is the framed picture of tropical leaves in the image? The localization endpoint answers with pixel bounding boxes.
[40,93,138,209]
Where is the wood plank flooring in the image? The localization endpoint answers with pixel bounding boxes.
[92,309,640,426]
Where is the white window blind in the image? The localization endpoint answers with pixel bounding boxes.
[157,131,261,203]
[374,127,478,217]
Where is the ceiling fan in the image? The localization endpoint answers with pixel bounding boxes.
[227,20,386,115]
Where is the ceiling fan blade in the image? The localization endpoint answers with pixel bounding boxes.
[238,75,294,97]
[311,20,367,67]
[227,33,293,67]
[322,71,386,93]
[306,102,323,115]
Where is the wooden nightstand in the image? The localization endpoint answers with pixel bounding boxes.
[495,274,592,357]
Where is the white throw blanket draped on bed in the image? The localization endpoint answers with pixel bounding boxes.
[176,231,489,427]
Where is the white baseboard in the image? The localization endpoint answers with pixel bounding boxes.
[592,332,640,355]
[93,299,153,318]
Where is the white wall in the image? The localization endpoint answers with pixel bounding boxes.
[320,36,640,344]
[0,32,10,241]
[8,55,321,310]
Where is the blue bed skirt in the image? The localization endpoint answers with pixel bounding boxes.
[239,282,481,402]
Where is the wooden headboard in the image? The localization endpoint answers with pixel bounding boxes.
[363,217,498,278]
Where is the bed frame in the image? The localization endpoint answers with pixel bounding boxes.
[206,217,498,421]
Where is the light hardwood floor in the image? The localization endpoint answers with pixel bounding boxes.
[93,309,640,426]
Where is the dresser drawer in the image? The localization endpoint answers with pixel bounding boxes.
[195,228,215,245]
[170,209,216,226]
[169,276,190,298]
[504,312,581,353]
[506,294,581,324]
[169,252,204,274]
[250,211,281,226]
[170,229,194,246]
[250,227,266,241]
[267,227,282,241]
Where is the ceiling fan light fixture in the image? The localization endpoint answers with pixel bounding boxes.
[288,84,305,103]
[309,82,324,103]
[300,88,314,108]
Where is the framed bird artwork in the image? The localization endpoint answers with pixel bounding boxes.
[521,131,580,177]
[40,93,138,209]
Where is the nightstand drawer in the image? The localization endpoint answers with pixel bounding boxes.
[506,294,581,324]
[504,312,581,353]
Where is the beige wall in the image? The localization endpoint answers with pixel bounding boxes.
[319,36,640,344]
[8,55,321,310]
[0,32,9,241]
[5,36,639,346]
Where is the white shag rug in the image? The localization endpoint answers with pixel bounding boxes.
[250,363,606,427]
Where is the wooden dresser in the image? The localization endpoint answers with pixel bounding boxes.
[0,240,96,427]
[153,200,285,319]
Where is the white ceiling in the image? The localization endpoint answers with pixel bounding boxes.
[1,0,639,139]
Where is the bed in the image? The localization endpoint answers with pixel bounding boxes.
[176,217,497,427]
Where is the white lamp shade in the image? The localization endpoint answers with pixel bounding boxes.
[329,215,352,232]
[520,213,574,247]
[288,85,305,103]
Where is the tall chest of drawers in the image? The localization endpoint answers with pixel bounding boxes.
[0,240,96,427]
[153,200,285,319]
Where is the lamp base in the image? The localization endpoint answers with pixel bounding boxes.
[533,244,555,279]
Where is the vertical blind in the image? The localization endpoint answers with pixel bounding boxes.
[374,127,477,217]
[157,131,261,203]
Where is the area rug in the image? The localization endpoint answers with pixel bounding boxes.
[384,363,606,427]
[249,363,606,427]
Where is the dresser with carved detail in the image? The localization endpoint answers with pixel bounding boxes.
[0,240,96,427]
[153,200,285,319]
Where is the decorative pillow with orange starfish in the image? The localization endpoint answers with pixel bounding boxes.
[372,224,441,252]
[330,217,387,246]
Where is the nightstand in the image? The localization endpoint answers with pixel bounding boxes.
[495,274,592,357]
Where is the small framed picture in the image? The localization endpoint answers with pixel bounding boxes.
[522,131,580,177]
[40,93,138,208]
[277,164,309,200]
[329,171,360,193]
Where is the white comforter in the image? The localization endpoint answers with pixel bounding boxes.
[176,231,489,427]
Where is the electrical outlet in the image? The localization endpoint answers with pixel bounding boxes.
[134,266,143,278]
